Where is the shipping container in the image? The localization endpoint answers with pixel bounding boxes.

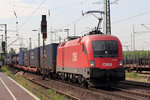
[24,50,30,66]
[9,55,13,65]
[19,52,24,66]
[5,56,9,65]
[40,43,58,73]
[30,47,40,68]
[12,54,19,65]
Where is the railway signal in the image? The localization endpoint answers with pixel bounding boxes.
[41,15,47,80]
[2,41,5,52]
[41,15,47,41]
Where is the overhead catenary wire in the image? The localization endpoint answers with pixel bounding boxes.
[18,0,46,31]
[44,0,90,11]
[113,11,150,24]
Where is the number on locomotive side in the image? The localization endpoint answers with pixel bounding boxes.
[72,52,77,62]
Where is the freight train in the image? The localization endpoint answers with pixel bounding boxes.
[5,33,125,87]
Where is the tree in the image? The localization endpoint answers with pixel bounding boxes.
[9,48,16,55]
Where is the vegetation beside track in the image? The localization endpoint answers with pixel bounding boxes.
[123,51,150,59]
[0,66,68,100]
[126,71,150,83]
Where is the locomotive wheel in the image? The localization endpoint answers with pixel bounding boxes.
[42,74,45,80]
[127,68,131,72]
[61,73,65,81]
[78,75,84,85]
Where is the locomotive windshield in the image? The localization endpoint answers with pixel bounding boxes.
[92,41,118,57]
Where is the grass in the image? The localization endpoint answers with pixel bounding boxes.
[125,71,149,83]
[0,66,11,76]
[0,66,69,100]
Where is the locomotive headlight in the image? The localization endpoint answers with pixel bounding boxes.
[119,60,123,66]
[90,60,95,67]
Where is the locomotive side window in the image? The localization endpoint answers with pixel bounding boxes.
[82,44,87,54]
[92,41,118,57]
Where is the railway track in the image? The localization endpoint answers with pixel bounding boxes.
[111,87,150,100]
[10,67,150,100]
[121,80,150,88]
[24,75,80,100]
[22,72,119,100]
[90,88,137,100]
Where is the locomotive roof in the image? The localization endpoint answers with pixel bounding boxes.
[59,34,120,48]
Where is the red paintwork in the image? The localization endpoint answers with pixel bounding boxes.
[28,67,37,73]
[57,34,123,69]
[17,65,22,69]
[22,66,29,71]
[20,65,37,73]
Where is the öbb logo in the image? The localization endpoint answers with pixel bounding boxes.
[102,63,112,67]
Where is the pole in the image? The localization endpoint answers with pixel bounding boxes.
[4,24,7,61]
[74,24,76,36]
[1,35,3,58]
[1,35,3,42]
[64,29,69,38]
[133,25,135,51]
[29,38,32,50]
[104,0,111,35]
[42,39,45,80]
[50,27,53,43]
[131,32,132,51]
[38,32,40,47]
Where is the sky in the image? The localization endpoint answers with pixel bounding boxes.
[0,0,150,52]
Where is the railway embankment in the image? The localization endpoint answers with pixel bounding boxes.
[0,66,69,100]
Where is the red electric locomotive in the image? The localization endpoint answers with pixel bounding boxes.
[56,34,125,87]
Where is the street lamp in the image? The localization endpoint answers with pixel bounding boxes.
[51,31,63,43]
[32,29,40,47]
[64,29,69,38]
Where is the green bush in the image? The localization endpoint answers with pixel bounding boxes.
[0,66,11,76]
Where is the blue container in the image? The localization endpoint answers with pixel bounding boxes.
[9,55,14,65]
[30,47,40,68]
[19,52,24,65]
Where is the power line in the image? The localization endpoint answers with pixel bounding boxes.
[18,0,46,31]
[113,11,150,24]
[60,15,89,29]
[44,0,89,11]
[60,6,104,30]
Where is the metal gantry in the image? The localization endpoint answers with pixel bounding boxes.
[103,0,111,35]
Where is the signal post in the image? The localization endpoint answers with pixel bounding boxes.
[41,15,47,80]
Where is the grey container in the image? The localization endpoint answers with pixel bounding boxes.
[12,54,19,65]
[24,50,30,66]
[30,47,40,68]
[40,43,59,73]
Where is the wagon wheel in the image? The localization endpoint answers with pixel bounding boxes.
[78,76,83,85]
[127,68,131,72]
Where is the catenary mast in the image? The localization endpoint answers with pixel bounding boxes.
[103,0,111,35]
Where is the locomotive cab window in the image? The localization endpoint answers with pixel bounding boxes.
[82,44,87,54]
[92,41,118,57]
